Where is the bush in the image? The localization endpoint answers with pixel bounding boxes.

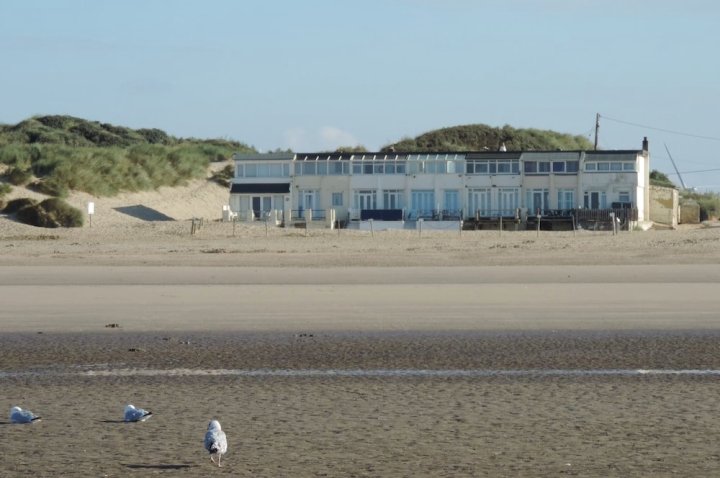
[3,197,38,214]
[0,182,11,197]
[32,177,69,197]
[15,197,83,228]
[6,166,33,185]
[210,164,234,187]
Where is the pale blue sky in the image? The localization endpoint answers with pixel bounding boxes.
[2,0,719,190]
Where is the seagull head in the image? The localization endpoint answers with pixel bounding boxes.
[208,420,222,431]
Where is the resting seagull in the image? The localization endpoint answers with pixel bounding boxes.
[204,420,228,467]
[124,404,153,422]
[10,406,41,424]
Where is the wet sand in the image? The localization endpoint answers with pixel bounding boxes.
[1,227,720,476]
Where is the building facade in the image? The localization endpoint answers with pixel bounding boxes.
[229,138,650,228]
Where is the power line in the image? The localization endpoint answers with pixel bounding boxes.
[600,114,720,142]
[666,167,720,176]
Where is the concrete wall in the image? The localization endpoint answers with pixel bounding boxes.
[649,185,678,228]
[679,200,700,224]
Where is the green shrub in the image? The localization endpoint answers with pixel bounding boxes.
[3,197,38,214]
[33,177,69,197]
[6,166,33,185]
[15,197,83,228]
[0,182,12,197]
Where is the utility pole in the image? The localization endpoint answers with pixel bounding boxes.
[594,113,600,150]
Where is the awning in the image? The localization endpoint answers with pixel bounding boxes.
[230,183,291,194]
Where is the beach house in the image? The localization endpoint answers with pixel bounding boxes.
[229,138,650,230]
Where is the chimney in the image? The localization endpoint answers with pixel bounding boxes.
[642,136,648,153]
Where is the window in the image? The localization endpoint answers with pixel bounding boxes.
[383,190,404,209]
[410,190,435,218]
[332,192,343,207]
[623,162,635,171]
[552,162,565,173]
[610,162,623,171]
[584,191,607,209]
[597,162,610,171]
[301,162,316,175]
[566,161,579,173]
[585,163,597,171]
[525,161,549,174]
[354,190,377,210]
[557,189,575,210]
[526,188,549,214]
[329,161,346,175]
[618,191,630,203]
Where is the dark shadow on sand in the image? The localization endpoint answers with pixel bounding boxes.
[113,205,175,221]
[125,464,193,470]
[100,419,127,424]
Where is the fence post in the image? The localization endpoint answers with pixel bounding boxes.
[499,216,503,236]
[369,218,374,238]
[536,214,541,237]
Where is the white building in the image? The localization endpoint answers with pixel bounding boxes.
[229,138,650,229]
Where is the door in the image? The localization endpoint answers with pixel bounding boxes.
[357,190,376,211]
[444,190,459,216]
[411,190,435,218]
[498,188,519,217]
[252,196,273,219]
[468,189,491,217]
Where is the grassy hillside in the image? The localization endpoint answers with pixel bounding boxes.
[382,124,594,152]
[0,115,255,197]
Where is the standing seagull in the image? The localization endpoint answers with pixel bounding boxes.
[124,404,153,422]
[204,420,228,467]
[10,406,41,424]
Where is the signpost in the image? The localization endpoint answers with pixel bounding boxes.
[87,202,94,228]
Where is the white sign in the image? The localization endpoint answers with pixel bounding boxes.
[87,202,95,215]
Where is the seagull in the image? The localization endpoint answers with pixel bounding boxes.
[10,406,41,424]
[124,404,153,422]
[204,420,228,467]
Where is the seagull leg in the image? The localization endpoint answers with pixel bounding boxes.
[210,454,216,465]
[218,454,222,467]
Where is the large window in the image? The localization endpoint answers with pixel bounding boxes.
[351,161,407,175]
[524,161,550,174]
[585,161,635,172]
[238,163,290,178]
[550,161,579,174]
[467,160,519,175]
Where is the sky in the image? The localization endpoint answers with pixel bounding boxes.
[2,0,719,191]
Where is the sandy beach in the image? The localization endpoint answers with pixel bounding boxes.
[2,181,720,477]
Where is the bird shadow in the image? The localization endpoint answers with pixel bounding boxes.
[99,419,127,424]
[124,464,193,470]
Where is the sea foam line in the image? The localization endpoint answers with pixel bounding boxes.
[3,368,720,379]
